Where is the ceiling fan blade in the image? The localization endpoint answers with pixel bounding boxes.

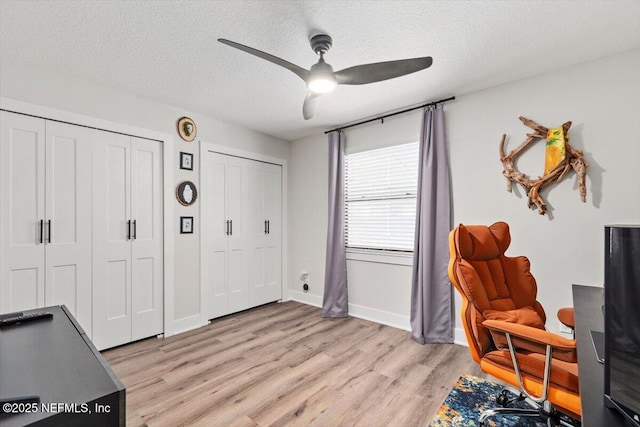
[334,57,432,85]
[303,92,320,120]
[218,38,309,81]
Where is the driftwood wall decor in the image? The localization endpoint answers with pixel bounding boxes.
[500,116,589,215]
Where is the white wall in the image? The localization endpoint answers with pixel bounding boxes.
[0,62,290,336]
[288,49,640,340]
[288,134,329,307]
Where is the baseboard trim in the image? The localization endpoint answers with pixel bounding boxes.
[348,303,411,331]
[288,290,322,307]
[288,291,410,331]
[289,291,468,344]
[454,327,468,347]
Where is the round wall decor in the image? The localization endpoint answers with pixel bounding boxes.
[176,181,198,206]
[177,116,197,142]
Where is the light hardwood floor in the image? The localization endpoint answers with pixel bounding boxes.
[102,301,487,427]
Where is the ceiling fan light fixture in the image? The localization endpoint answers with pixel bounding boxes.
[307,74,337,94]
[307,59,337,94]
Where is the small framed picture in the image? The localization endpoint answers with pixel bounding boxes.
[176,181,198,206]
[180,216,193,234]
[177,116,197,142]
[180,152,193,170]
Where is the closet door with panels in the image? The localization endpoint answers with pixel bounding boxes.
[44,121,93,333]
[92,132,132,349]
[247,160,282,307]
[202,149,281,321]
[263,162,282,303]
[201,152,249,318]
[1,110,163,349]
[0,113,93,334]
[92,133,163,350]
[247,161,266,307]
[130,137,163,341]
[226,155,249,314]
[0,112,46,312]
[202,152,229,319]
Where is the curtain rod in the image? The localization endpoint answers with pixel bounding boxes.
[324,96,455,134]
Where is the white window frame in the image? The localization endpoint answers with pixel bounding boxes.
[344,141,419,266]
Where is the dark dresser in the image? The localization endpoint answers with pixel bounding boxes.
[0,305,125,426]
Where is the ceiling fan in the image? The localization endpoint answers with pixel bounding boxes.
[218,34,433,120]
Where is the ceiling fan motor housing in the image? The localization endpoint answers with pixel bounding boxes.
[310,34,332,55]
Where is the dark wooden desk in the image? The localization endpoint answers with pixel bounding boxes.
[573,284,627,427]
[0,305,125,426]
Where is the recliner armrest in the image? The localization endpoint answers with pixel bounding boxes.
[482,319,577,363]
[557,307,575,329]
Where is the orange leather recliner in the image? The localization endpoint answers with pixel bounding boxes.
[448,222,580,427]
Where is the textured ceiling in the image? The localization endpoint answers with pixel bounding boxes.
[1,1,639,141]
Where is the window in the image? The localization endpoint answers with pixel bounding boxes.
[345,142,419,254]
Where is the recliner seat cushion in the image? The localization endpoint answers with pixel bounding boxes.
[483,350,580,394]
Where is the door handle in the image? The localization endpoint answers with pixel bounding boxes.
[230,220,233,236]
[47,220,52,244]
[264,220,267,234]
[132,220,137,240]
[225,220,229,235]
[127,220,131,240]
[267,220,270,235]
[39,219,44,244]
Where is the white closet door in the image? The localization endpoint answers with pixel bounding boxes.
[247,161,266,307]
[130,137,163,341]
[227,156,249,313]
[202,152,229,319]
[264,163,282,302]
[43,121,94,334]
[0,112,46,313]
[92,132,132,350]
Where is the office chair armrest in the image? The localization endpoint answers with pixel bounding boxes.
[483,319,577,363]
[557,307,575,329]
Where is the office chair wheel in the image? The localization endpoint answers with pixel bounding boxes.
[496,390,511,406]
[496,389,524,407]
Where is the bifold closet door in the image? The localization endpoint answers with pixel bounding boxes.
[92,134,163,349]
[0,112,45,313]
[1,112,104,336]
[201,152,249,318]
[263,163,282,302]
[202,152,229,319]
[1,111,162,348]
[226,156,249,313]
[202,150,281,321]
[92,132,132,350]
[44,121,93,333]
[247,161,282,307]
[130,137,163,341]
[247,161,267,307]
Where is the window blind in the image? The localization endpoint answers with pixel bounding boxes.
[345,141,419,252]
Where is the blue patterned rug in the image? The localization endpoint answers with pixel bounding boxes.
[430,374,577,427]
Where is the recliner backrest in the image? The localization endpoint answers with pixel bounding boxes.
[449,222,546,360]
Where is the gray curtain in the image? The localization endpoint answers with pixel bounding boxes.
[410,105,453,344]
[323,131,348,317]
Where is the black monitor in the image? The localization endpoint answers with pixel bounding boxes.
[604,225,640,426]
